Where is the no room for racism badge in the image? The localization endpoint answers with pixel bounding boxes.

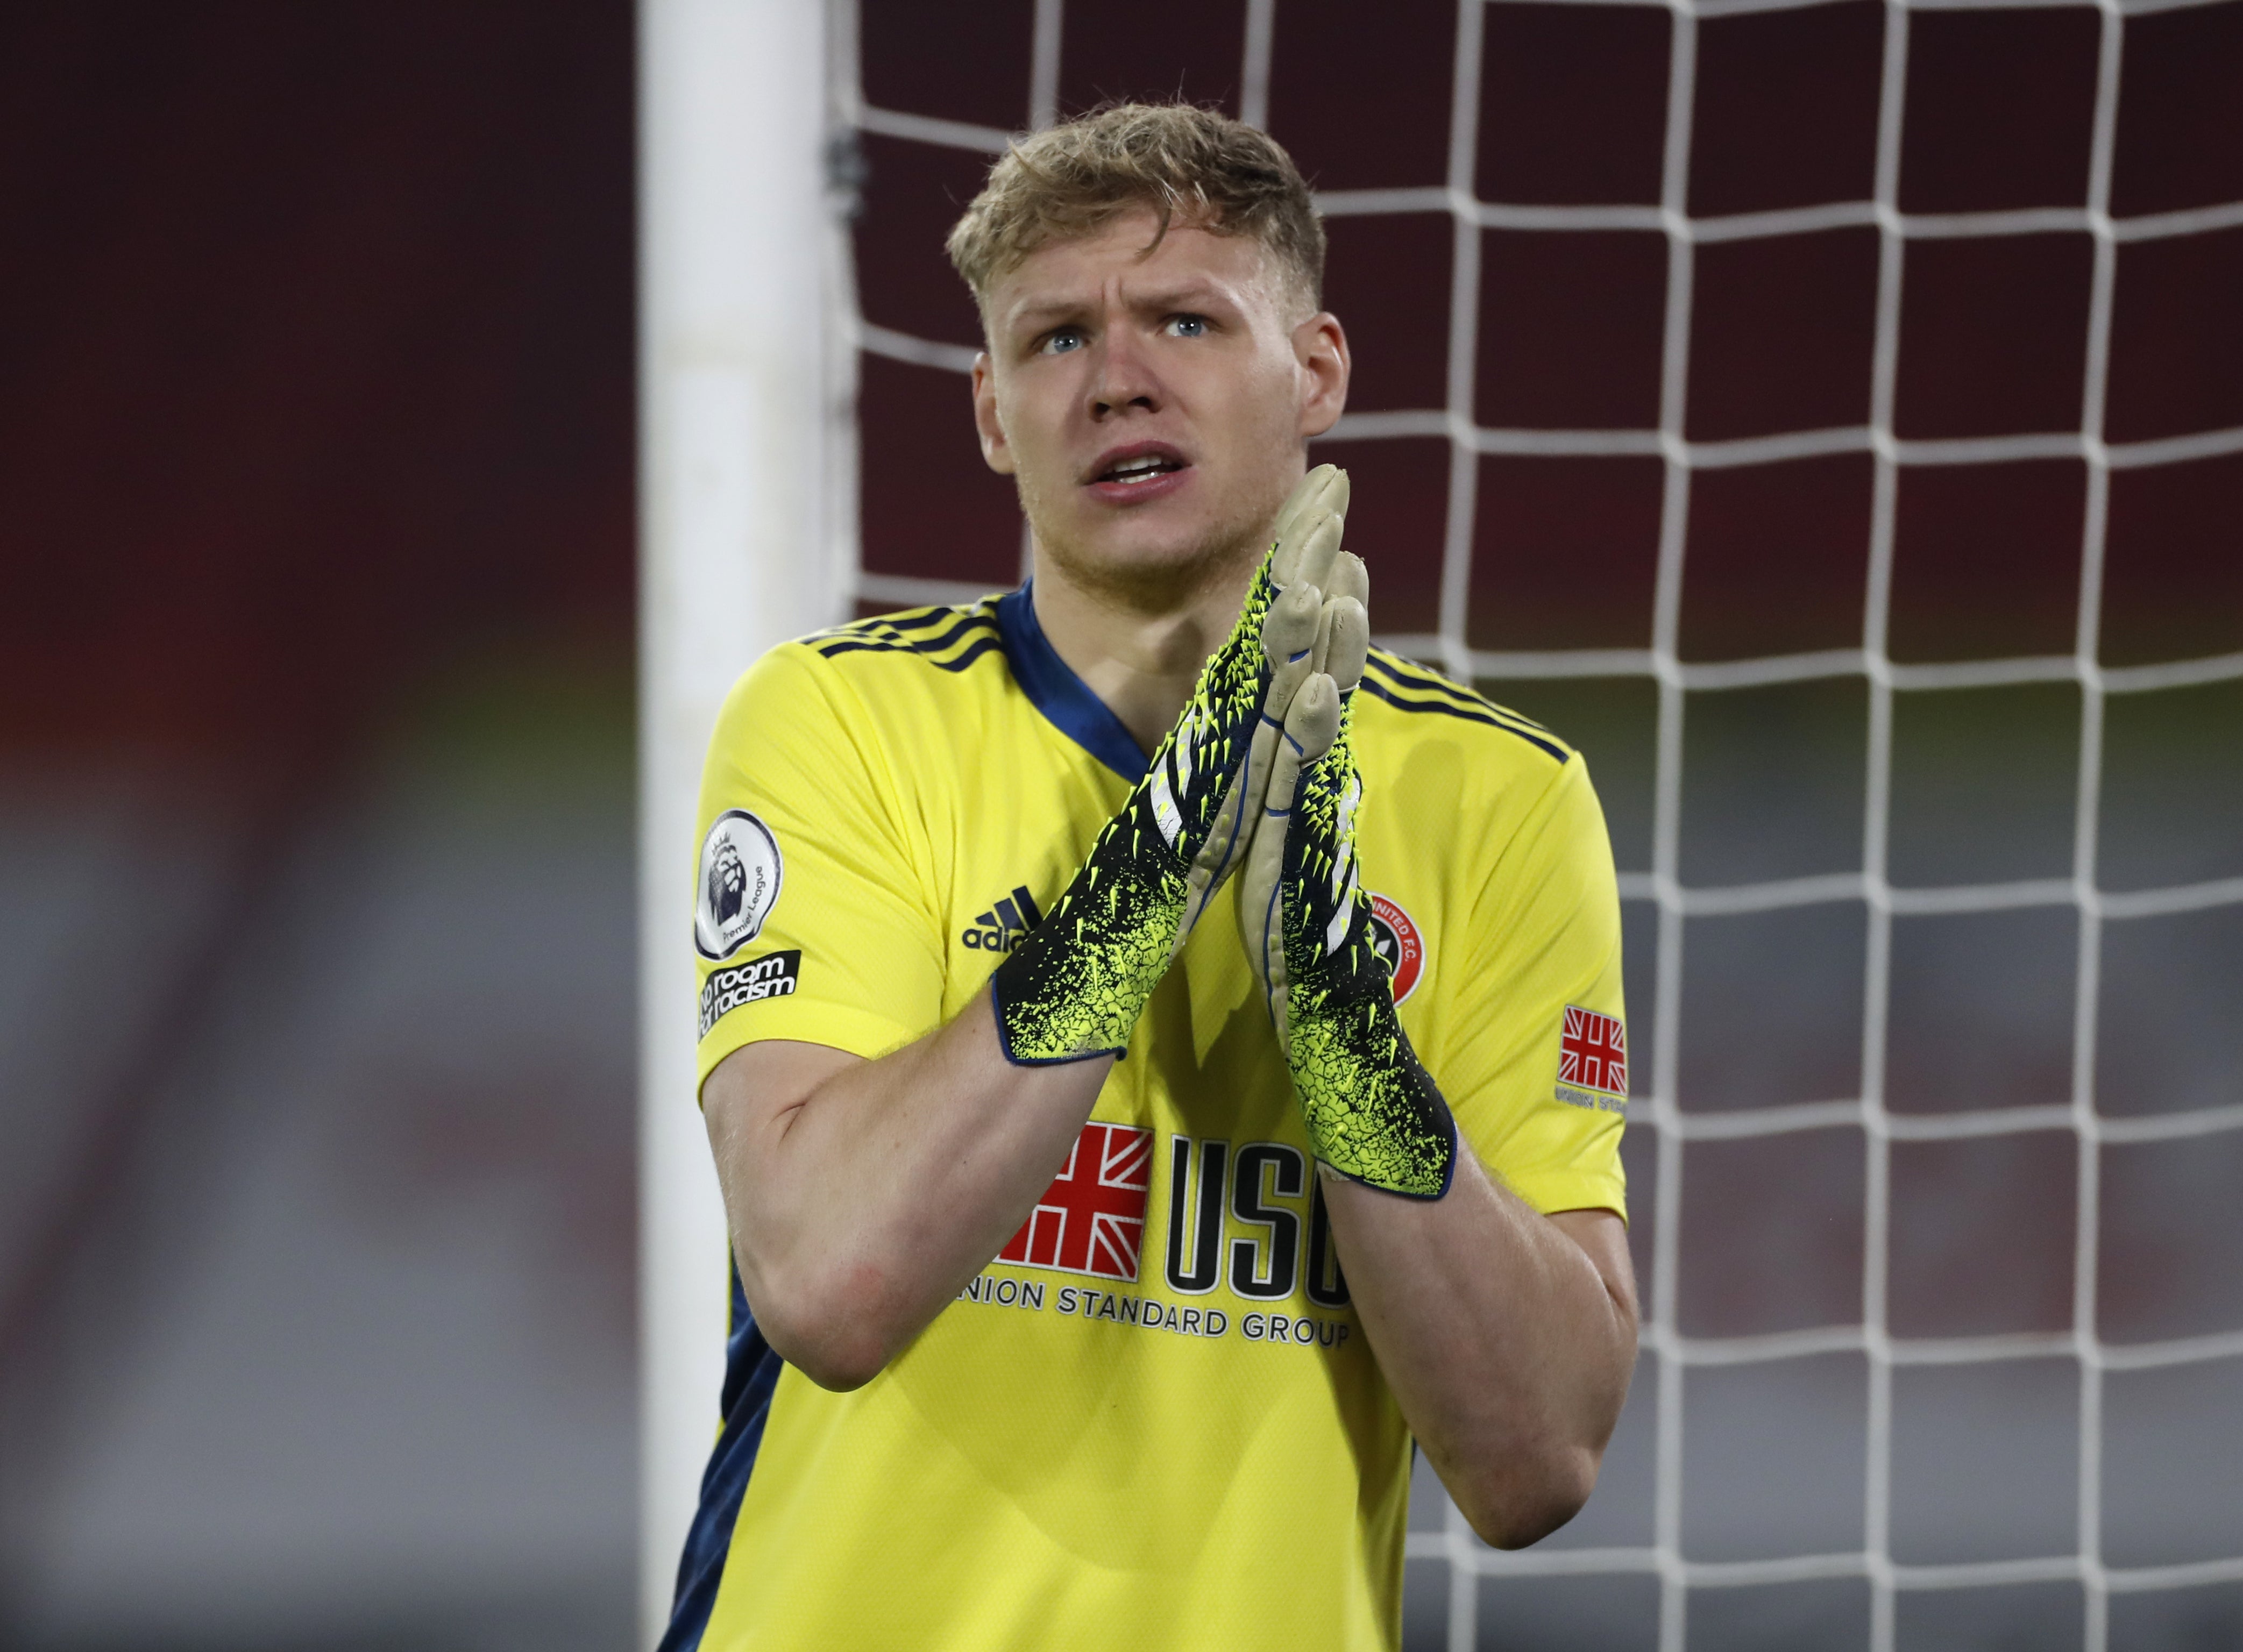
[1366,894,1424,1003]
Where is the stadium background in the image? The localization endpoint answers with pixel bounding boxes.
[3,1,2239,1649]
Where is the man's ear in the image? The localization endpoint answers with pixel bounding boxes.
[1293,311,1350,442]
[971,353,1016,475]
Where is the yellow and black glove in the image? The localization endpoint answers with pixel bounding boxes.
[991,466,1352,1064]
[1238,552,1458,1198]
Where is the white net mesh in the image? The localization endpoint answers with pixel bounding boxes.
[835,1,2243,1646]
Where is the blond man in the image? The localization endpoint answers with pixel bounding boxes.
[665,103,1638,1651]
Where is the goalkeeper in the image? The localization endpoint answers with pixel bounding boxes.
[670,103,1637,1652]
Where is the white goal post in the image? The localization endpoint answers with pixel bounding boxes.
[637,0,848,1641]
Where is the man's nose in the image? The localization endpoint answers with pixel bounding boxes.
[1088,331,1160,420]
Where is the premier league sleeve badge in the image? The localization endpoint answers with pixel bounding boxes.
[694,809,784,960]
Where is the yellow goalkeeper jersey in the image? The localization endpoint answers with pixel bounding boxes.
[665,586,1629,1652]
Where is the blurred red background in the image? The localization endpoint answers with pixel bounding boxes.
[0,2,634,760]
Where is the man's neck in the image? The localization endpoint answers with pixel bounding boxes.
[1029,543,1262,756]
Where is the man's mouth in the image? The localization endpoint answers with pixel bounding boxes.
[1089,446,1188,487]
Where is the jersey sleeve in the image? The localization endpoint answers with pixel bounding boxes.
[1439,753,1629,1220]
[691,643,948,1093]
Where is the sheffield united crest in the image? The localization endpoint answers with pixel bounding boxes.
[1366,894,1425,1004]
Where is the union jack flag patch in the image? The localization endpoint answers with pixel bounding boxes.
[997,1121,1154,1281]
[1556,1005,1628,1110]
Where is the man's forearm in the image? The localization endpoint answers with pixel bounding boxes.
[702,989,1111,1391]
[1325,1157,1638,1549]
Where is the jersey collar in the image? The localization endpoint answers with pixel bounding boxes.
[994,583,1149,782]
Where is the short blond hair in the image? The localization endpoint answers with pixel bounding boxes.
[945,102,1325,317]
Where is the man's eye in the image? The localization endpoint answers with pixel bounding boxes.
[1166,315,1208,338]
[1041,327,1086,355]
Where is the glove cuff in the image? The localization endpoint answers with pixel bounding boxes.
[1289,988,1459,1199]
[989,771,1191,1064]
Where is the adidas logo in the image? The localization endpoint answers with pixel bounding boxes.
[962,885,1045,953]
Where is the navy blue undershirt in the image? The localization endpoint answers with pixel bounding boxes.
[993,582,1151,783]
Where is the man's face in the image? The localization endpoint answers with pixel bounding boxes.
[971,208,1348,598]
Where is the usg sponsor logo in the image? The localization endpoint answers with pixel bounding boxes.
[698,950,801,1038]
[1165,1136,1350,1308]
[963,884,1045,952]
[1366,893,1425,1003]
[997,1121,1152,1281]
[695,809,782,960]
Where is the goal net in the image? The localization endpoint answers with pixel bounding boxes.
[833,1,2243,1646]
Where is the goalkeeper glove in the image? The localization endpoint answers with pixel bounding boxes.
[991,465,1352,1064]
[1239,562,1459,1198]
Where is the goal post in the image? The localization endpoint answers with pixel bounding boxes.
[637,0,843,1640]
